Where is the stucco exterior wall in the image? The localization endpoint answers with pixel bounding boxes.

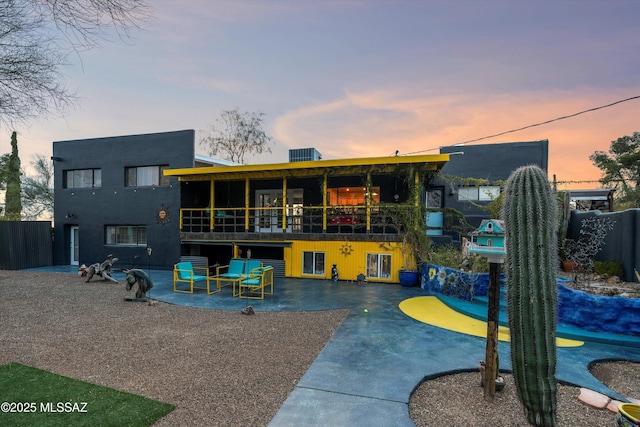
[437,140,549,226]
[52,130,196,270]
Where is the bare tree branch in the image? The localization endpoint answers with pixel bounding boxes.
[0,0,150,126]
[200,110,274,164]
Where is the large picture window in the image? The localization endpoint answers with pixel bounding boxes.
[125,165,169,187]
[366,253,392,279]
[64,169,101,188]
[106,226,147,246]
[327,186,380,205]
[302,251,325,275]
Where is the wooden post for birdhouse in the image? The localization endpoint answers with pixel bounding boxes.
[484,261,501,401]
[467,219,506,401]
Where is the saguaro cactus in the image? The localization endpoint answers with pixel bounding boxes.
[503,165,558,426]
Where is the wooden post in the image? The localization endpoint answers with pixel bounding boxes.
[484,261,501,401]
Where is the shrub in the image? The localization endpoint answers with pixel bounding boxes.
[427,243,489,273]
[593,259,624,278]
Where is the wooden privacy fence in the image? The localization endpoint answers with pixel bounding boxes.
[0,221,53,270]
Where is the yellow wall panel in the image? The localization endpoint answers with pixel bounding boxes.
[288,239,406,283]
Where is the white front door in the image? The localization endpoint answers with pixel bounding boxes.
[70,226,79,265]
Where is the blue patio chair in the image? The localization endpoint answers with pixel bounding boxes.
[173,261,212,294]
[215,259,245,279]
[238,266,274,300]
[243,260,262,276]
[237,259,262,296]
[213,259,246,293]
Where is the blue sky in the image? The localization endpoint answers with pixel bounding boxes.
[5,0,640,188]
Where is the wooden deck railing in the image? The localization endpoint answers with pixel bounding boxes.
[179,205,406,235]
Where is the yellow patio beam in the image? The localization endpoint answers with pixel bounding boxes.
[282,178,288,232]
[245,178,250,231]
[164,153,450,181]
[210,178,215,230]
[366,172,372,232]
[322,172,328,231]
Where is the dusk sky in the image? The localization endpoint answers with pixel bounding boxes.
[4,0,639,189]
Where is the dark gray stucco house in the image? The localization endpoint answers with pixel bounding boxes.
[52,130,230,270]
[425,140,549,243]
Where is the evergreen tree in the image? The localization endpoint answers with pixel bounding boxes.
[5,131,22,219]
[22,154,54,220]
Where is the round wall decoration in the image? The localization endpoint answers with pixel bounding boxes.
[156,204,171,225]
[340,243,353,257]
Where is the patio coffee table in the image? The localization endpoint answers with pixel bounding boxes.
[210,276,243,296]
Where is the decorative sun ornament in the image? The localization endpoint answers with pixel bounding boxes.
[156,204,171,225]
[340,243,353,257]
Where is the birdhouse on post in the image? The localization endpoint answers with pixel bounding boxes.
[468,219,507,264]
[468,219,507,400]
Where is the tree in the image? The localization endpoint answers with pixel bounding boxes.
[4,131,22,219]
[200,110,274,164]
[22,154,54,220]
[589,132,640,208]
[0,0,150,126]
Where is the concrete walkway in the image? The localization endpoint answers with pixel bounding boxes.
[33,266,640,426]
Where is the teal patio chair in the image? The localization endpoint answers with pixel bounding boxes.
[213,259,246,293]
[237,259,262,296]
[238,266,274,299]
[173,261,212,294]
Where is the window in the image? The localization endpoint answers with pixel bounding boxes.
[426,188,443,208]
[125,165,169,187]
[327,186,380,205]
[457,186,477,201]
[457,185,500,201]
[106,226,147,246]
[479,186,500,201]
[366,253,392,279]
[64,169,101,188]
[303,251,325,275]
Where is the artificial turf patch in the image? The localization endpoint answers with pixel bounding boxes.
[0,362,174,427]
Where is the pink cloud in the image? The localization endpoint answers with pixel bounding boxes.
[273,87,639,189]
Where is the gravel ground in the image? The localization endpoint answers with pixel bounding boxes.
[0,270,348,426]
[409,362,640,426]
[409,273,640,427]
[1,270,638,427]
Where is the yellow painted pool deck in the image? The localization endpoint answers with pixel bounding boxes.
[399,296,584,347]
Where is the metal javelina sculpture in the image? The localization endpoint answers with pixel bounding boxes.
[123,269,154,299]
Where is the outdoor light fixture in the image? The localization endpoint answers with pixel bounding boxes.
[146,247,153,288]
[50,156,63,161]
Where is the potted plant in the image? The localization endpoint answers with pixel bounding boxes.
[559,239,577,272]
[384,168,431,287]
[395,209,426,287]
